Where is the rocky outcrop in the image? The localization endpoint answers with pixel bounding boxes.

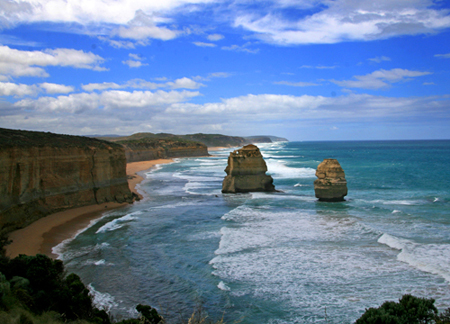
[222,144,275,193]
[0,128,134,233]
[314,159,348,202]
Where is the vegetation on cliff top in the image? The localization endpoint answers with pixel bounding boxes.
[98,132,287,148]
[0,128,121,149]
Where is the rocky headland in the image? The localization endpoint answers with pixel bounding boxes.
[314,158,348,202]
[0,128,134,234]
[99,133,209,163]
[222,144,275,193]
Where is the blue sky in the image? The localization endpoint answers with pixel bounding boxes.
[0,0,450,141]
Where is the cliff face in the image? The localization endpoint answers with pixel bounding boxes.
[222,144,275,193]
[119,139,209,163]
[0,128,134,233]
[314,159,348,202]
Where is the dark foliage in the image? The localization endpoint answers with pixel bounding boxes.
[355,294,438,324]
[436,308,450,324]
[0,254,110,323]
[0,253,164,324]
[136,304,164,324]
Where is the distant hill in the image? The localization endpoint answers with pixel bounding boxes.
[182,133,248,147]
[97,132,288,148]
[245,135,288,143]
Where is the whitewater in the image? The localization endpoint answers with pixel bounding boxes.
[54,140,450,323]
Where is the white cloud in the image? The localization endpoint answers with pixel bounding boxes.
[332,68,432,89]
[435,53,450,58]
[369,56,391,63]
[274,81,319,87]
[14,89,201,113]
[0,0,213,26]
[122,60,148,68]
[3,91,450,137]
[0,45,106,79]
[112,10,179,41]
[82,82,122,92]
[207,34,224,41]
[300,65,337,69]
[129,53,144,61]
[221,44,259,54]
[233,0,450,45]
[193,42,217,47]
[166,77,204,89]
[40,82,74,94]
[0,82,38,97]
[82,77,204,92]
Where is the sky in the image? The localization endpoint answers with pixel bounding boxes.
[0,0,450,141]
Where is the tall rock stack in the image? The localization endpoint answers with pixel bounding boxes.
[314,159,348,202]
[222,144,275,193]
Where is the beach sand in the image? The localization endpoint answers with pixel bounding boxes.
[6,159,173,259]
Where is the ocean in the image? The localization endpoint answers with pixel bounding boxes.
[54,140,450,323]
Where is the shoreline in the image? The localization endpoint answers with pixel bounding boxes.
[6,158,174,259]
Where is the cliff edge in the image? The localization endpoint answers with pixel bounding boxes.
[0,128,134,234]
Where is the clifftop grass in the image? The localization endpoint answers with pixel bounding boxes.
[0,128,121,150]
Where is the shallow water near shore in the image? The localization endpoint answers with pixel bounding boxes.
[55,140,450,323]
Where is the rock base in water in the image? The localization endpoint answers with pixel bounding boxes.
[314,158,347,202]
[222,144,275,193]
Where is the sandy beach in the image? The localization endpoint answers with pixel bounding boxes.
[6,159,173,259]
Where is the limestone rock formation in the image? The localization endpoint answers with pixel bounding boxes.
[0,128,134,233]
[222,144,275,193]
[314,159,348,202]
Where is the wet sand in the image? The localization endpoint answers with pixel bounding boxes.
[6,159,173,259]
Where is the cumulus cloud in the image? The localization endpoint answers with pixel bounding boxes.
[221,43,259,54]
[2,0,449,47]
[193,42,217,47]
[332,68,432,89]
[14,89,201,113]
[0,82,38,97]
[3,91,450,137]
[82,77,204,92]
[233,0,450,45]
[111,10,180,43]
[40,82,74,94]
[0,45,106,79]
[207,34,224,41]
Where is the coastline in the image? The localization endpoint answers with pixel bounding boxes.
[6,158,174,259]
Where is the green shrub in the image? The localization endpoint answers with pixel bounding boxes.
[355,294,438,324]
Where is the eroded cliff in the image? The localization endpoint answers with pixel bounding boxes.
[114,137,209,163]
[222,144,275,193]
[0,128,134,233]
[314,158,348,202]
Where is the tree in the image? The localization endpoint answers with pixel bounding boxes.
[355,294,438,324]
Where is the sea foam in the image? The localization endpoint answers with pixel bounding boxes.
[378,233,450,282]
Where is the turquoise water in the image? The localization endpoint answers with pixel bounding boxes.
[55,141,450,323]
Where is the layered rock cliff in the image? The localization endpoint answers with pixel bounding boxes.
[222,144,275,193]
[0,128,134,233]
[314,159,348,202]
[117,138,209,163]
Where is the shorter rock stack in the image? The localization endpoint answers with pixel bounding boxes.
[222,144,275,193]
[314,159,347,202]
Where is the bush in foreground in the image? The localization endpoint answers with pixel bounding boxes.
[0,253,164,324]
[355,294,450,324]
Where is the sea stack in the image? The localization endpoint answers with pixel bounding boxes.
[222,144,275,193]
[314,159,347,202]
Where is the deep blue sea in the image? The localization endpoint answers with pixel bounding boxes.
[55,141,450,324]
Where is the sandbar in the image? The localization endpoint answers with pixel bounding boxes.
[6,158,173,259]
